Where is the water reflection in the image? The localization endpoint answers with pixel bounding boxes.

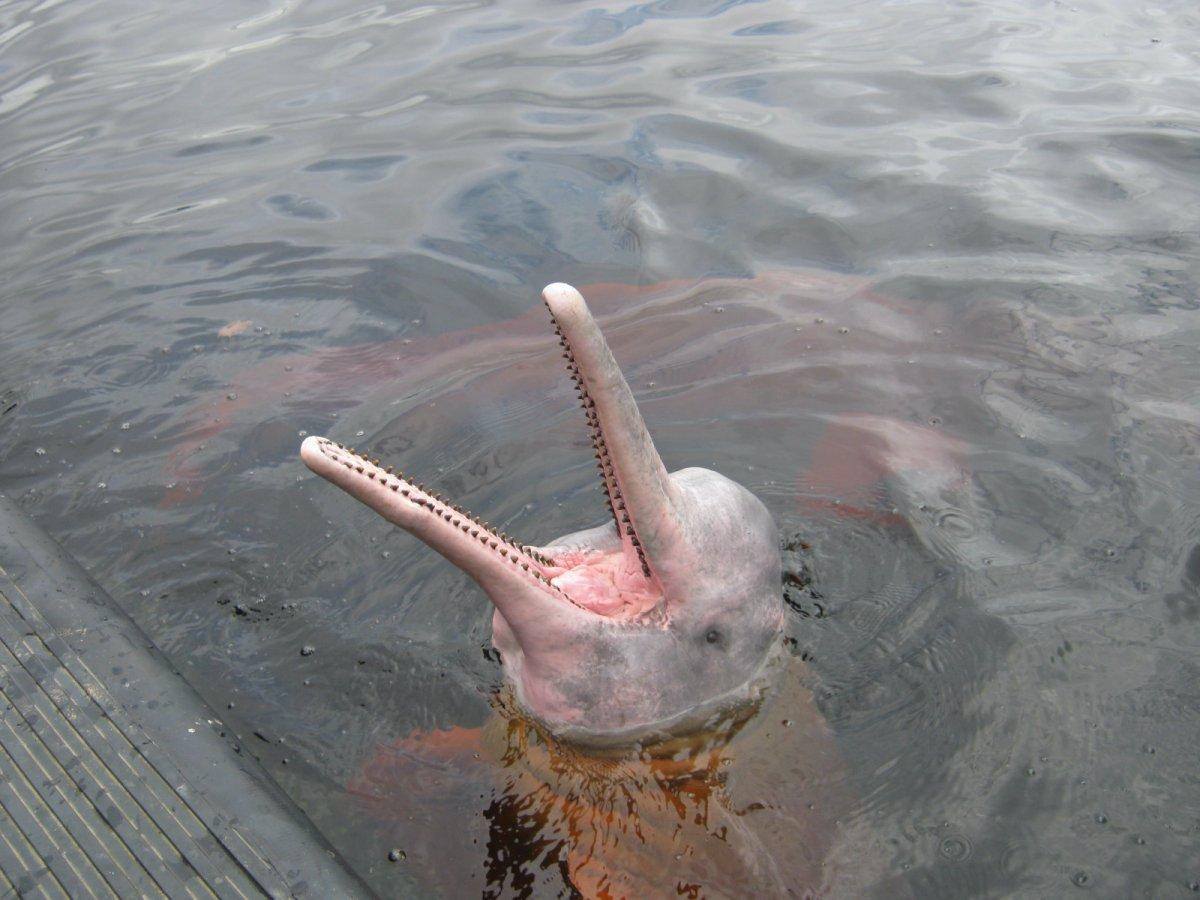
[350,654,843,897]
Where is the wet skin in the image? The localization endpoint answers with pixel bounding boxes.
[302,283,784,744]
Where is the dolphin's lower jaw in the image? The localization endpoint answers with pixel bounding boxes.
[302,282,784,744]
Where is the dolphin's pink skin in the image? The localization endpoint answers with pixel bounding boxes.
[161,269,904,508]
[302,284,784,743]
[798,414,969,524]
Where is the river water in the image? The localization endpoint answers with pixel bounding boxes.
[2,0,1198,896]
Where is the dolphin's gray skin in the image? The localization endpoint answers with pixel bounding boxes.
[301,283,783,744]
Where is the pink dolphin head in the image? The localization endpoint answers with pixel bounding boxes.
[301,283,783,745]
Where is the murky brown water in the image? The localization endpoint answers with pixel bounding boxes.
[2,0,1198,895]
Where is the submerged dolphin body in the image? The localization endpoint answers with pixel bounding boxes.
[301,283,783,743]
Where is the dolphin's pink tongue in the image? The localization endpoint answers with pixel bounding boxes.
[545,550,661,619]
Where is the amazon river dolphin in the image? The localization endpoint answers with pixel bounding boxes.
[302,283,783,744]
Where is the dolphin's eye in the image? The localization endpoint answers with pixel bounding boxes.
[706,629,720,645]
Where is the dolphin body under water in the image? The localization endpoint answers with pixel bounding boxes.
[302,283,784,745]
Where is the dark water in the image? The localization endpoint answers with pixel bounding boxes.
[2,0,1198,895]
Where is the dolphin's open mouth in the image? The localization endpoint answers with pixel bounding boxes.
[301,283,672,620]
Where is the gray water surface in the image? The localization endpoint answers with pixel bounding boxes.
[2,0,1198,896]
